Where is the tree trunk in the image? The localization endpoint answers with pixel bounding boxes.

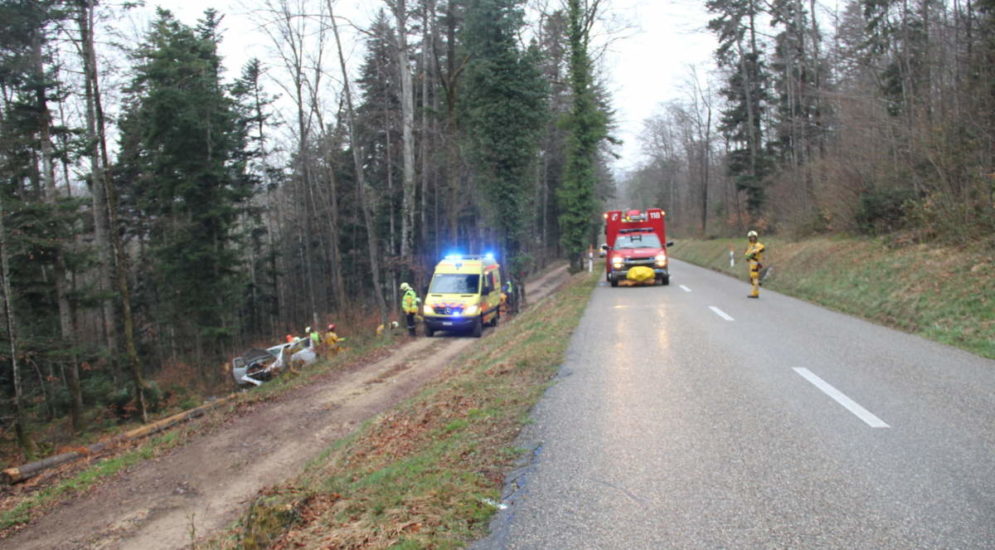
[420,0,437,259]
[393,0,418,269]
[320,131,346,309]
[295,87,319,329]
[78,1,120,379]
[440,0,463,248]
[699,76,712,236]
[101,122,149,422]
[34,33,85,432]
[309,97,345,312]
[0,198,34,457]
[329,1,389,319]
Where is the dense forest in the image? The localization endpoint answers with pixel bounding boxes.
[625,0,994,242]
[0,0,991,457]
[0,0,615,456]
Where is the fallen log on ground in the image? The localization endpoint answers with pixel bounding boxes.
[2,395,234,485]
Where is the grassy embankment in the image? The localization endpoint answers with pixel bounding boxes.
[670,237,994,359]
[207,269,600,550]
[0,331,403,533]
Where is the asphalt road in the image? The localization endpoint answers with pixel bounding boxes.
[474,258,995,549]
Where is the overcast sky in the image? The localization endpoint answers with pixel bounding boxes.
[141,0,717,173]
[599,0,717,170]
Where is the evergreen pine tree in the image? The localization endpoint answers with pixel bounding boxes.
[356,10,402,257]
[558,0,608,271]
[769,0,824,164]
[0,0,89,443]
[230,58,279,341]
[116,9,254,367]
[707,0,773,217]
[462,0,548,262]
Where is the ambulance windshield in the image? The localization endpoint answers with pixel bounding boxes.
[615,232,661,249]
[430,274,480,294]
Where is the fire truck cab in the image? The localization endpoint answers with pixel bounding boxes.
[603,208,673,287]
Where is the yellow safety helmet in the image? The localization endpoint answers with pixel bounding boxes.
[400,282,411,291]
[747,230,758,238]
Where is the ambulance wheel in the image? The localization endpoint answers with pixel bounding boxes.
[661,276,670,286]
[472,316,483,337]
[610,277,619,287]
[425,325,434,337]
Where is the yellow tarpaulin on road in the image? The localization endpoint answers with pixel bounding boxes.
[626,266,655,283]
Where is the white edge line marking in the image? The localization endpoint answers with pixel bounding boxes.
[709,306,734,321]
[679,285,692,292]
[793,368,890,428]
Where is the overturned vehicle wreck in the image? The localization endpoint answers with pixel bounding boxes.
[231,340,317,386]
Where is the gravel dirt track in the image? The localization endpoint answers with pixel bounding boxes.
[1,264,569,550]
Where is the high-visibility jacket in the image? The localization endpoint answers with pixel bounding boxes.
[324,331,341,349]
[745,241,765,271]
[402,289,419,314]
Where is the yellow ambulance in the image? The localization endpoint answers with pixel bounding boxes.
[422,254,502,337]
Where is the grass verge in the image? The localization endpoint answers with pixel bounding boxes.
[206,269,599,550]
[670,236,994,359]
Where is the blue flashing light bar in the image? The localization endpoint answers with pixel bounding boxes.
[441,252,497,263]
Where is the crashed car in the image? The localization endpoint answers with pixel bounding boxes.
[231,339,317,386]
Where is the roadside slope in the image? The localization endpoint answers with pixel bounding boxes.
[0,264,572,550]
[207,267,599,549]
[670,237,994,358]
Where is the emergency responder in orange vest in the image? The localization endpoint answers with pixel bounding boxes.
[745,230,765,298]
[400,282,420,336]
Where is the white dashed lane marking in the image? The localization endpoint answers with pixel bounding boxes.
[794,368,890,428]
[679,285,692,292]
[709,306,734,321]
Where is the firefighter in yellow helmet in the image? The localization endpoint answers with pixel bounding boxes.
[745,230,765,298]
[400,282,420,336]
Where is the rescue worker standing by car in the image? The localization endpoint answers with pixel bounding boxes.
[400,282,420,336]
[745,230,765,298]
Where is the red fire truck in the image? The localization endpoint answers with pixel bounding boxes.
[602,208,673,287]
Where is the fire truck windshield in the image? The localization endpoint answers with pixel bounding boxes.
[614,232,662,249]
[429,274,480,294]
